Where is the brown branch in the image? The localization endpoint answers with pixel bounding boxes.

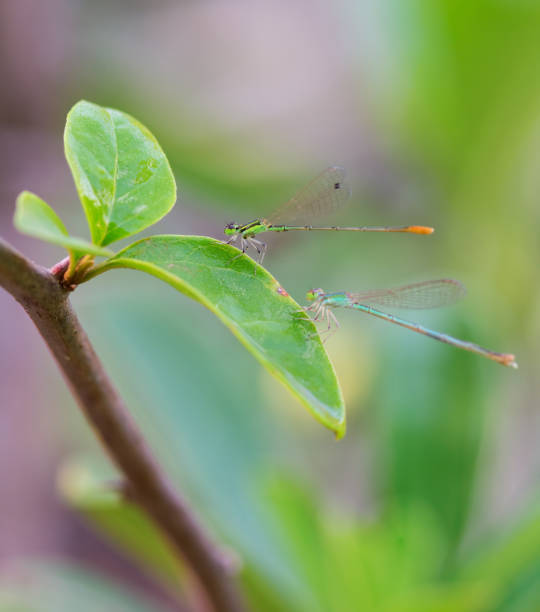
[0,238,245,612]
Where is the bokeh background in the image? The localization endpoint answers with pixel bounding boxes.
[1,1,539,610]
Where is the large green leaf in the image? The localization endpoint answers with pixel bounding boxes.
[14,191,114,258]
[64,100,176,246]
[86,235,345,436]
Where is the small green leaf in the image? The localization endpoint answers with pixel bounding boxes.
[64,100,176,246]
[57,458,181,590]
[14,191,114,258]
[89,235,346,436]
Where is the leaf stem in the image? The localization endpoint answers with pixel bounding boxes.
[67,254,95,286]
[63,252,78,283]
[77,258,109,283]
[0,238,245,612]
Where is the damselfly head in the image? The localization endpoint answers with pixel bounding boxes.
[306,288,325,301]
[224,222,240,235]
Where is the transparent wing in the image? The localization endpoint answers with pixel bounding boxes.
[266,166,350,225]
[348,279,466,310]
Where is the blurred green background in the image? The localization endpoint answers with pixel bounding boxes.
[1,1,539,610]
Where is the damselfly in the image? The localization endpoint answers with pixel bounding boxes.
[224,167,434,263]
[305,279,517,368]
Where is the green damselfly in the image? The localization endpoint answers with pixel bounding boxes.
[224,166,434,263]
[305,279,517,368]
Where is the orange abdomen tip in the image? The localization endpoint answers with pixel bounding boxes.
[408,225,435,235]
[501,354,518,369]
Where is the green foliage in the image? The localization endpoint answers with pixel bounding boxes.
[372,323,487,556]
[65,291,319,610]
[10,0,538,600]
[14,191,113,258]
[57,458,181,591]
[87,235,345,436]
[64,100,176,246]
[13,99,345,436]
[258,479,496,612]
[462,507,540,611]
[63,294,510,612]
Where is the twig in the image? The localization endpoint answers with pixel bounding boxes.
[0,238,245,612]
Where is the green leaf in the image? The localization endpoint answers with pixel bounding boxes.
[57,457,181,591]
[88,235,346,436]
[462,505,540,609]
[64,100,176,246]
[14,191,114,258]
